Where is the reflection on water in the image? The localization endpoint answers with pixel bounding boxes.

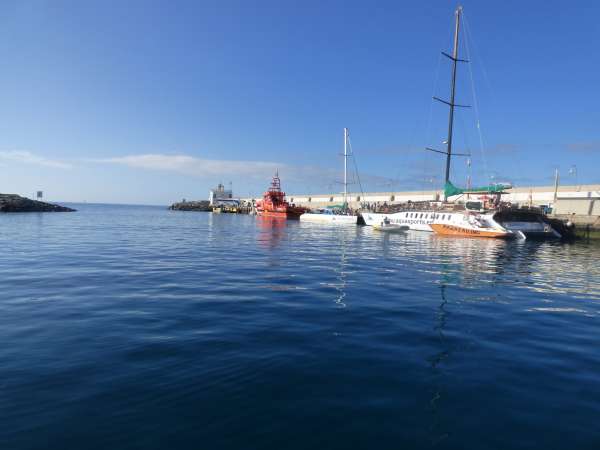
[256,216,288,250]
[393,232,600,301]
[428,283,450,446]
[333,230,349,309]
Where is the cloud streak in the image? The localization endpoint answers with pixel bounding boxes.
[0,150,73,169]
[91,153,402,192]
[92,154,285,179]
[567,141,600,153]
[0,148,402,193]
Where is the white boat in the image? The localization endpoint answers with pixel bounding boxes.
[300,208,357,224]
[300,128,358,225]
[373,219,409,232]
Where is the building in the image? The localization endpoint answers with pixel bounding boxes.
[209,183,239,207]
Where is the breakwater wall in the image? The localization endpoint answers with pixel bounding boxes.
[0,194,75,213]
[243,184,600,209]
[169,200,212,211]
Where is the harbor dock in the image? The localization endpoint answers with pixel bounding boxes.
[171,184,600,238]
[243,183,600,237]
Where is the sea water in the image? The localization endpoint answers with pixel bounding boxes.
[1,204,599,449]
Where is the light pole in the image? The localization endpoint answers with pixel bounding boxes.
[569,165,579,191]
[428,176,438,201]
[553,168,560,203]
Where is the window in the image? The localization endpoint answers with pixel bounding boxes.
[329,196,334,202]
[390,195,395,202]
[356,196,361,201]
[308,197,312,202]
[420,213,423,218]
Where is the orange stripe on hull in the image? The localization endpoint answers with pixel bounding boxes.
[430,223,511,239]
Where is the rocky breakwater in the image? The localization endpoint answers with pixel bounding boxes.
[0,194,75,213]
[169,200,212,211]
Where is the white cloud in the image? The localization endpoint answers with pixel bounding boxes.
[0,151,72,169]
[91,153,400,193]
[92,154,287,179]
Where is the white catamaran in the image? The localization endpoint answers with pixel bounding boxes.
[300,128,358,225]
[362,6,561,239]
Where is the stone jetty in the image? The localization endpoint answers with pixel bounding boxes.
[169,200,212,211]
[0,194,75,213]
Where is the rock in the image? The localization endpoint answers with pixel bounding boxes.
[169,200,212,211]
[0,194,76,213]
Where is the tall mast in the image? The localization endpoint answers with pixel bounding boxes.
[445,6,462,189]
[426,6,469,201]
[343,127,348,205]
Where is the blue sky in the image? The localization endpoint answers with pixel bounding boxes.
[0,0,599,204]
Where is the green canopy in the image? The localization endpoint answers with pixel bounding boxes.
[326,202,348,210]
[444,181,511,198]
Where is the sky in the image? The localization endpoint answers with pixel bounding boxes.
[0,0,599,204]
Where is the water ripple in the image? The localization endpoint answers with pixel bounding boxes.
[1,204,600,449]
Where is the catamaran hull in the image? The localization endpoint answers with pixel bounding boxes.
[361,212,433,231]
[300,213,357,224]
[493,211,562,239]
[430,223,511,238]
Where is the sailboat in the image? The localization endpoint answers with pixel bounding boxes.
[363,6,561,239]
[300,128,358,224]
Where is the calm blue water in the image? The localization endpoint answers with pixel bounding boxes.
[1,204,599,449]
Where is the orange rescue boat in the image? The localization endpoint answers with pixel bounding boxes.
[255,172,308,219]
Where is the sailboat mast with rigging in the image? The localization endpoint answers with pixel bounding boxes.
[360,6,562,238]
[425,6,471,200]
[343,127,348,207]
[299,128,358,224]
